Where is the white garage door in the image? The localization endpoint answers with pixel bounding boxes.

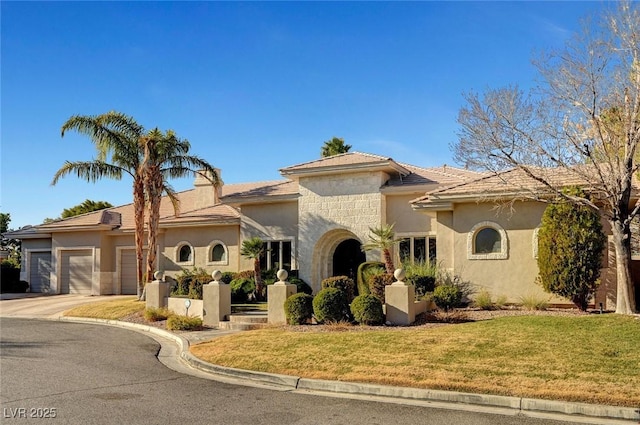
[29,252,51,293]
[60,250,93,294]
[120,249,145,295]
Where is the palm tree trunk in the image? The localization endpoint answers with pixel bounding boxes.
[254,258,264,301]
[146,171,162,282]
[383,248,395,275]
[133,177,146,299]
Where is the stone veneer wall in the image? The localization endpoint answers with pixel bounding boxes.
[297,171,389,290]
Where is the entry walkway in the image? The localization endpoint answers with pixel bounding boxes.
[0,293,133,318]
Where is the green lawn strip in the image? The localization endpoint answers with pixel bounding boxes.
[63,297,145,320]
[190,315,640,407]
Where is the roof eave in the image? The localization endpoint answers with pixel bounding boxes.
[280,161,410,179]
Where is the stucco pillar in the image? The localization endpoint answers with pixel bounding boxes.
[268,269,297,325]
[202,270,231,327]
[384,269,416,326]
[145,271,169,309]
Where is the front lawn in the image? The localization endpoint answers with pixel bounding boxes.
[63,296,144,320]
[190,314,640,407]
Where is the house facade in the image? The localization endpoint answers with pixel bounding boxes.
[9,152,640,309]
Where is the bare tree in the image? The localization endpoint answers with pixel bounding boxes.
[452,2,639,314]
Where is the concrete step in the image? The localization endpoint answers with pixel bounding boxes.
[229,312,268,324]
[218,312,268,331]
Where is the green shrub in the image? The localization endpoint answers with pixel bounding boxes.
[144,307,172,322]
[350,294,384,325]
[369,273,394,303]
[0,261,23,293]
[171,267,211,299]
[404,260,438,297]
[284,293,314,325]
[537,189,606,311]
[219,272,235,284]
[356,261,384,296]
[167,314,203,331]
[313,288,350,323]
[520,293,550,311]
[436,271,474,306]
[230,277,255,303]
[433,284,463,311]
[473,289,494,310]
[321,276,356,302]
[289,277,313,295]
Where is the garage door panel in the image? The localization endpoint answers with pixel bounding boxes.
[29,252,51,293]
[120,249,146,295]
[60,250,93,294]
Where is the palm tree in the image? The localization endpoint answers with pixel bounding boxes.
[141,128,219,281]
[362,223,402,275]
[54,112,147,298]
[240,237,265,301]
[321,137,352,157]
[53,112,219,299]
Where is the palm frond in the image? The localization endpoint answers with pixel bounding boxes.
[51,161,125,185]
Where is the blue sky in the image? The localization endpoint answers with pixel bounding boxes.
[1,1,606,229]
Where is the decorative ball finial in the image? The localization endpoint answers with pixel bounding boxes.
[393,268,405,282]
[153,271,164,281]
[276,269,288,283]
[212,270,223,282]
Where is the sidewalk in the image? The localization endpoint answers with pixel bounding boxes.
[1,294,639,424]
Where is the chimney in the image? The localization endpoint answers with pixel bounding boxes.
[193,168,222,209]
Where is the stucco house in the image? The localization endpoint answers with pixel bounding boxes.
[8,152,640,309]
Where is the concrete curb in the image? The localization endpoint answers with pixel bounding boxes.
[55,317,640,422]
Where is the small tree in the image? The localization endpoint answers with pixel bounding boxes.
[362,224,401,275]
[537,191,606,310]
[240,237,265,301]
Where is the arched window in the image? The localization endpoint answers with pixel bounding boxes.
[467,222,508,260]
[475,228,501,254]
[207,240,228,265]
[175,242,194,264]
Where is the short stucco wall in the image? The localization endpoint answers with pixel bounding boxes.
[167,297,203,319]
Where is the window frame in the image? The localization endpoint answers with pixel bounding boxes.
[467,221,508,260]
[207,240,229,266]
[259,239,295,271]
[397,233,437,265]
[175,241,194,265]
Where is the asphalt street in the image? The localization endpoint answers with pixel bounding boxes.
[0,318,590,425]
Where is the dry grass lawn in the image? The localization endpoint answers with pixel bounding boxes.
[63,297,145,320]
[191,314,640,407]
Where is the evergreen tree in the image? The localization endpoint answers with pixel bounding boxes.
[537,190,606,310]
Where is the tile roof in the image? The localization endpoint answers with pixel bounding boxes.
[280,151,410,176]
[220,180,298,202]
[412,165,640,205]
[384,163,483,188]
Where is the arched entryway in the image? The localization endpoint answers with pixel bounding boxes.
[310,229,367,291]
[333,239,366,282]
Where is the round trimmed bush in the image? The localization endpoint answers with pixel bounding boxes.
[284,293,314,325]
[312,288,350,323]
[350,294,384,325]
[289,277,313,295]
[433,284,462,311]
[321,275,356,302]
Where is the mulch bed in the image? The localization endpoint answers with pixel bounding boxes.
[119,306,596,334]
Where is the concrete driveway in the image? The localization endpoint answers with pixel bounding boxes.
[0,294,134,319]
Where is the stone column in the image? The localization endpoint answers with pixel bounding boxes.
[202,270,231,327]
[267,269,297,325]
[145,271,169,309]
[384,268,416,326]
